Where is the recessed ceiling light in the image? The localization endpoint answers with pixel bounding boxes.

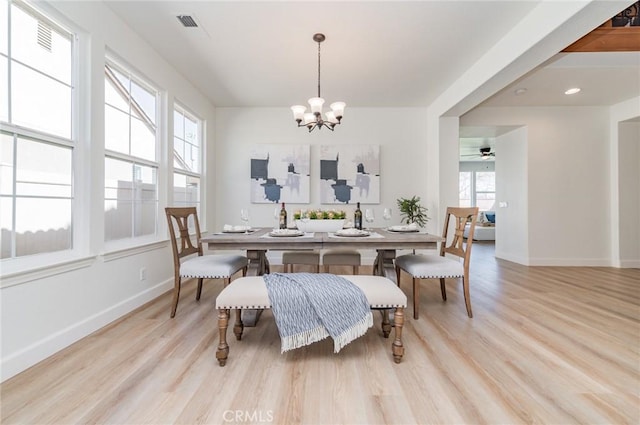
[514,88,527,95]
[565,87,581,95]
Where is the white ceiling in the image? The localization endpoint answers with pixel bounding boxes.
[102,1,639,159]
[103,1,639,110]
[104,0,542,107]
[480,51,640,108]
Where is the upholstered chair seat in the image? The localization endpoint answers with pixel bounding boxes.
[180,255,250,279]
[394,255,463,279]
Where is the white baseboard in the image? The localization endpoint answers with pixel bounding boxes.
[495,250,529,265]
[619,259,640,268]
[526,257,613,267]
[1,278,173,382]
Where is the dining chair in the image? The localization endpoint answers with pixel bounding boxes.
[281,251,320,273]
[322,249,361,274]
[165,207,248,318]
[395,206,479,319]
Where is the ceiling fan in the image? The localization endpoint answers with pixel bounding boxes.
[461,147,495,160]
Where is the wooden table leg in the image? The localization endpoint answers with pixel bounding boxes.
[375,249,397,281]
[246,250,268,276]
[216,309,229,366]
[392,307,405,363]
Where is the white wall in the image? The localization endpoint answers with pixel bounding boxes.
[618,121,640,267]
[213,107,429,231]
[461,106,611,266]
[1,1,216,381]
[610,96,640,268]
[495,127,528,264]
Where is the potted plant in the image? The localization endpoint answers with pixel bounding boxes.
[293,209,346,232]
[397,196,429,227]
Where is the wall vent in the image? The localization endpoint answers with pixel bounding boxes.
[37,21,52,52]
[177,15,198,28]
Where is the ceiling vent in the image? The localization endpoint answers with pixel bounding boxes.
[177,15,198,28]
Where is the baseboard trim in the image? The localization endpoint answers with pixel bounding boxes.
[1,278,173,382]
[495,251,530,265]
[526,257,613,267]
[619,260,640,268]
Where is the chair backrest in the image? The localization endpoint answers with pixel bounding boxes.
[165,207,203,268]
[440,207,479,265]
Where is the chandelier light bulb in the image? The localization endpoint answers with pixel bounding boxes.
[308,97,325,114]
[291,105,306,122]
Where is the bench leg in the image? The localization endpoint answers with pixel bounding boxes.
[392,307,405,363]
[216,309,229,367]
[380,309,391,338]
[233,309,244,340]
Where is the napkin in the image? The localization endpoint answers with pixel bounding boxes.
[390,223,418,231]
[223,224,249,231]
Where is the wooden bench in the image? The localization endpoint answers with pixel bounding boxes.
[215,275,407,365]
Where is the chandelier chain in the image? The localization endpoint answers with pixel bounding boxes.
[317,40,321,98]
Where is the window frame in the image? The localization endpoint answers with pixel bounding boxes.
[0,0,81,274]
[103,56,162,250]
[459,162,496,211]
[171,102,202,214]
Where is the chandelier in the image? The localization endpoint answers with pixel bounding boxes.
[291,33,346,132]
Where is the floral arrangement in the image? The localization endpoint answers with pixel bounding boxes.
[293,209,346,220]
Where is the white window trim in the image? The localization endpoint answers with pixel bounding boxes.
[0,253,96,287]
[1,0,82,270]
[103,55,162,249]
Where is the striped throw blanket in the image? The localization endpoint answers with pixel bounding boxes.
[263,273,373,353]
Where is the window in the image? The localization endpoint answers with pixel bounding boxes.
[459,167,495,211]
[172,104,201,211]
[104,60,159,243]
[1,0,75,260]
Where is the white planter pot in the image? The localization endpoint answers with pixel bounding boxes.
[295,219,345,233]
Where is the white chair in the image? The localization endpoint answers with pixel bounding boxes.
[165,207,248,318]
[395,207,479,319]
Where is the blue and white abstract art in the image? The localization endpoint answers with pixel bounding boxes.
[250,144,310,204]
[319,145,380,205]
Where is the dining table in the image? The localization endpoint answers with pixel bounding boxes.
[201,227,444,281]
[201,227,444,326]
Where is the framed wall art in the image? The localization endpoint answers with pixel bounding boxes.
[319,145,380,204]
[250,144,310,204]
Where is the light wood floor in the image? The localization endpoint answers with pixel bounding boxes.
[2,244,639,424]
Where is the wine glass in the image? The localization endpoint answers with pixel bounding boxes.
[240,208,250,234]
[365,208,375,230]
[273,207,280,231]
[383,207,392,229]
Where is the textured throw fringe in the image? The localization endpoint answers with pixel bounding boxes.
[333,312,374,353]
[281,325,329,353]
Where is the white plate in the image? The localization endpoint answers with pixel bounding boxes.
[222,228,253,233]
[269,229,304,237]
[387,226,419,233]
[334,229,370,237]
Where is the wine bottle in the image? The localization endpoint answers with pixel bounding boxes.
[354,202,363,230]
[279,202,287,229]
